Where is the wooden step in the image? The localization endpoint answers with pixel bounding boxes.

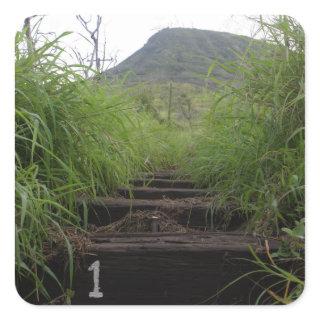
[130,178,195,189]
[141,170,178,180]
[117,187,209,199]
[71,232,279,304]
[78,197,213,228]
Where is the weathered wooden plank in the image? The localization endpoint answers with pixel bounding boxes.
[88,232,277,252]
[117,187,210,199]
[141,170,178,180]
[71,232,279,305]
[131,178,195,189]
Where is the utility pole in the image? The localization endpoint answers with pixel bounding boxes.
[168,82,173,122]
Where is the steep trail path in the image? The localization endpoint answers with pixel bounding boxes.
[83,170,215,229]
[71,170,279,304]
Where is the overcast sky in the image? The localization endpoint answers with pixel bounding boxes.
[22,14,261,67]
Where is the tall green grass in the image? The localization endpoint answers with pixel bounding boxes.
[181,16,304,304]
[15,29,184,303]
[184,16,304,235]
[134,119,194,170]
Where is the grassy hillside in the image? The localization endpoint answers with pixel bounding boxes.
[107,27,254,87]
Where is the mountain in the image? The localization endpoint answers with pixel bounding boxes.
[106,27,254,87]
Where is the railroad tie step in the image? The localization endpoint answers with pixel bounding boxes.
[130,178,195,189]
[71,232,280,305]
[141,170,180,180]
[117,187,210,200]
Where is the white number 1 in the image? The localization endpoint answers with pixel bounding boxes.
[88,260,103,298]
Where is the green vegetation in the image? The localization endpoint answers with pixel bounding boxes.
[183,16,304,236]
[131,82,214,124]
[15,15,304,304]
[180,16,305,303]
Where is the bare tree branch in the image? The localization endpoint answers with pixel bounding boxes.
[23,15,37,53]
[23,15,49,53]
[76,15,113,78]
